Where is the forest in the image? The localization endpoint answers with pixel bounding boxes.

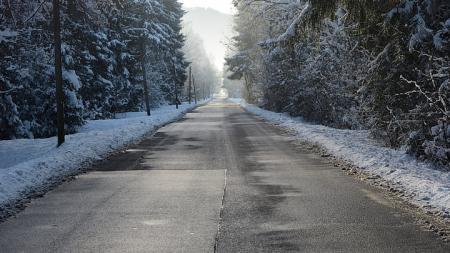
[0,0,218,141]
[226,0,450,165]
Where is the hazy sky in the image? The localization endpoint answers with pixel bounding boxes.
[180,0,235,15]
[180,0,235,70]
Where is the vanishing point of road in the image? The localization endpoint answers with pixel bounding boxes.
[0,99,449,252]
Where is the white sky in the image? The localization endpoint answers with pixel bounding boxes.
[180,0,235,70]
[180,0,235,15]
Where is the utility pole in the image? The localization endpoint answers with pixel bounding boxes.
[141,42,151,116]
[53,0,65,146]
[188,66,192,104]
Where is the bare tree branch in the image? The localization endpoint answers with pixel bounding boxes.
[25,0,48,24]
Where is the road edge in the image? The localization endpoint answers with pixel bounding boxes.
[0,100,210,222]
[232,98,450,242]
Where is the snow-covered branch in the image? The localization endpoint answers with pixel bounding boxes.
[0,88,15,95]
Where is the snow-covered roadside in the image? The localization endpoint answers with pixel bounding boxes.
[0,101,207,211]
[230,98,450,219]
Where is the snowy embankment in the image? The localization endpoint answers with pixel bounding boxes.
[0,102,206,210]
[231,99,450,218]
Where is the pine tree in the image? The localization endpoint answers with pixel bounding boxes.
[0,0,189,140]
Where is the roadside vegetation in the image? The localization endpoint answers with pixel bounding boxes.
[227,0,450,166]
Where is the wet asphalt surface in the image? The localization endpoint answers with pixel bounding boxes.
[0,99,449,252]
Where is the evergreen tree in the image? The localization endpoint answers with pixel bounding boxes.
[0,0,189,139]
[227,0,450,165]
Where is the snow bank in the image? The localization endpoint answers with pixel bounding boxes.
[231,99,450,217]
[0,102,206,208]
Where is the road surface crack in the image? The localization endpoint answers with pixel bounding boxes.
[214,169,228,253]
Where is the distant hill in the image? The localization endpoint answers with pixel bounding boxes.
[182,7,234,69]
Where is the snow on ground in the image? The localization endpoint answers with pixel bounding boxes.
[0,102,206,209]
[231,98,450,218]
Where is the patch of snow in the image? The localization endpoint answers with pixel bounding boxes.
[109,39,125,48]
[385,0,416,19]
[0,101,208,209]
[260,3,310,46]
[63,69,82,89]
[98,76,113,86]
[434,19,449,51]
[65,90,82,108]
[0,29,18,43]
[231,98,450,217]
[409,13,433,52]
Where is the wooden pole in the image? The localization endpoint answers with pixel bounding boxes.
[53,0,65,146]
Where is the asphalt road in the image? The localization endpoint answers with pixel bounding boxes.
[0,99,449,252]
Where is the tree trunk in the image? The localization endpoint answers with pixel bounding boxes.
[67,0,77,18]
[53,0,65,146]
[188,66,192,104]
[202,82,205,100]
[244,73,252,103]
[173,62,179,109]
[193,76,197,104]
[141,43,151,116]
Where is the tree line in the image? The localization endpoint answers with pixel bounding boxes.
[227,0,449,165]
[0,0,188,141]
[182,28,220,102]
